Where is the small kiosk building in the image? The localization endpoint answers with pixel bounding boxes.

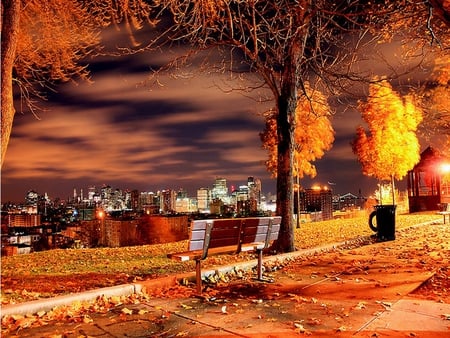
[407,146,450,212]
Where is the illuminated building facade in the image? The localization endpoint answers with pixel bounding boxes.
[196,188,210,213]
[299,187,333,221]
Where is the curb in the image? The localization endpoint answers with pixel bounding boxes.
[1,284,137,318]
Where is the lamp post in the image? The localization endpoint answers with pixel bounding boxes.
[294,176,300,229]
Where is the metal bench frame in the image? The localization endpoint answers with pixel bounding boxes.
[438,203,450,224]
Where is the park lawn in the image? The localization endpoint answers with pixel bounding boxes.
[1,212,441,305]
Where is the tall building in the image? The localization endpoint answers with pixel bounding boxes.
[130,190,140,211]
[160,189,177,213]
[140,191,159,214]
[197,188,210,213]
[211,177,228,202]
[25,190,38,214]
[175,196,198,213]
[247,176,262,207]
[88,186,96,201]
[300,187,333,221]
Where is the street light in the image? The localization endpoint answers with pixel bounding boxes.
[294,180,300,228]
[440,163,450,174]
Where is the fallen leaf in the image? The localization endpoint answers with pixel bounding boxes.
[83,315,93,323]
[295,322,306,332]
[354,301,366,310]
[121,307,133,315]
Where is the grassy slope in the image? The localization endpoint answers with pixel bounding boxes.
[2,213,440,279]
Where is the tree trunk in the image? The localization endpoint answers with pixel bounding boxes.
[1,0,20,168]
[275,92,296,252]
[273,40,302,253]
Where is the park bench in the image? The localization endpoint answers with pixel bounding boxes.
[437,203,450,224]
[167,216,281,293]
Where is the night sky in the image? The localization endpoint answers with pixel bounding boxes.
[1,29,433,203]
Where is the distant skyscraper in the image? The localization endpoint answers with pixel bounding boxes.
[88,186,96,201]
[247,177,262,208]
[25,190,39,214]
[160,189,177,213]
[197,187,210,212]
[211,177,228,201]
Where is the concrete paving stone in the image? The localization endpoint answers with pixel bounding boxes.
[355,298,450,337]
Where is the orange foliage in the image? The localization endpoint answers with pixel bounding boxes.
[261,84,334,179]
[352,79,423,182]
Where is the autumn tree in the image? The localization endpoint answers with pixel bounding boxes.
[261,84,334,182]
[352,79,423,204]
[145,1,449,252]
[1,0,153,167]
[417,55,450,156]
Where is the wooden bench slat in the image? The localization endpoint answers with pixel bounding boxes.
[191,220,209,230]
[206,245,239,256]
[190,230,208,240]
[241,242,266,251]
[241,218,270,244]
[167,249,203,261]
[189,241,205,251]
[208,237,241,249]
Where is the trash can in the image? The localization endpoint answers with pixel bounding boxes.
[369,205,396,241]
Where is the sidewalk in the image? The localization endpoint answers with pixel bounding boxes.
[2,220,449,337]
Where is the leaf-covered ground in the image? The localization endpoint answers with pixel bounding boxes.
[1,212,442,306]
[2,213,448,338]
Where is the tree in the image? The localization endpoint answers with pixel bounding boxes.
[260,84,334,181]
[417,55,450,156]
[147,1,449,252]
[1,0,153,167]
[352,79,423,204]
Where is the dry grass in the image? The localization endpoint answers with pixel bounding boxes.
[1,212,441,304]
[2,212,440,277]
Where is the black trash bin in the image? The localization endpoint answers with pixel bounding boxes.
[369,204,396,241]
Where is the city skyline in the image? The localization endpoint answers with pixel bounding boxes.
[5,176,270,205]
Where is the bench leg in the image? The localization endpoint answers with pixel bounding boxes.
[254,250,274,283]
[256,249,263,280]
[195,259,202,294]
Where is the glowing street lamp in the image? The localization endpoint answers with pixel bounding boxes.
[440,163,450,174]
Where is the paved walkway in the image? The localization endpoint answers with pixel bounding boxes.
[2,220,449,337]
